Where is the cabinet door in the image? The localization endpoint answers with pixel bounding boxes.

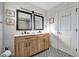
[44,37,49,49]
[15,39,25,57]
[24,37,32,57]
[29,37,39,56]
[38,34,49,52]
[24,39,30,57]
[39,37,45,51]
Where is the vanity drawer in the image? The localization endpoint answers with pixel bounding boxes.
[38,33,49,38]
[15,35,38,40]
[15,36,31,39]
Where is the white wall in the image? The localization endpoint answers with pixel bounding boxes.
[3,2,48,55]
[0,2,3,53]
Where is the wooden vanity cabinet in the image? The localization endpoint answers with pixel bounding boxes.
[15,33,50,57]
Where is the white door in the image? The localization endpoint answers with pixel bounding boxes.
[59,9,72,55]
[70,7,77,56]
[77,2,79,56]
[58,7,77,56]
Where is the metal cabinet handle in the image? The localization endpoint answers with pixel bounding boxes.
[26,42,27,47]
[25,38,30,39]
[43,39,45,42]
[29,42,30,46]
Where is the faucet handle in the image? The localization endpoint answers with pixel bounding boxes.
[24,31,26,34]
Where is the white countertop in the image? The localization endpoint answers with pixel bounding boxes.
[14,32,49,37]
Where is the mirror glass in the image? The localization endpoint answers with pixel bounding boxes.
[16,10,32,30]
[34,14,44,30]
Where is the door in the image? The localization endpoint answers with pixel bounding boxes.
[59,10,72,54]
[58,7,77,56]
[77,3,79,56]
[70,7,77,56]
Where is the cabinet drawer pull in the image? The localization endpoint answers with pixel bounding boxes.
[29,42,30,46]
[26,43,27,47]
[25,38,30,39]
[43,39,45,42]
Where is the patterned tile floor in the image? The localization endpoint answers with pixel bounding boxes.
[34,47,73,57]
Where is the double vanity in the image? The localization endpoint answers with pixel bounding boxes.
[14,9,49,57]
[14,33,50,57]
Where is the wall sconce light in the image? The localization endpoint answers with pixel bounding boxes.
[49,17,54,24]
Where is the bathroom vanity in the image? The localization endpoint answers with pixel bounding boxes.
[14,33,50,57]
[15,9,48,57]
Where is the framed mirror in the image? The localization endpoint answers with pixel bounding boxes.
[16,10,32,30]
[34,14,44,30]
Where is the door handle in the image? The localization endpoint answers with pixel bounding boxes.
[58,32,62,34]
[25,38,30,39]
[76,28,77,32]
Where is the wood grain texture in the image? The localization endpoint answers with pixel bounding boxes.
[15,33,50,57]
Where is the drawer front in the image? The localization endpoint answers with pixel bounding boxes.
[38,34,49,38]
[15,36,32,40]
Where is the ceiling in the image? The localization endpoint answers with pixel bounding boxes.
[30,2,61,10]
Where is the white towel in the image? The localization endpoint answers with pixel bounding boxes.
[0,50,12,57]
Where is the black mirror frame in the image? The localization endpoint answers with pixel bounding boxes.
[34,14,44,30]
[16,9,32,30]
